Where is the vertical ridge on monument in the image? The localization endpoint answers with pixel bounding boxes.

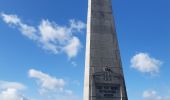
[83,0,128,100]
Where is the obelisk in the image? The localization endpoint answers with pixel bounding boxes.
[83,0,128,100]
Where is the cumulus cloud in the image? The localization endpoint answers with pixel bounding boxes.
[131,52,162,74]
[1,13,37,40]
[29,69,65,92]
[143,90,170,100]
[0,81,25,90]
[28,69,81,100]
[1,13,85,58]
[69,19,86,32]
[19,23,37,40]
[0,81,28,100]
[1,13,21,24]
[63,36,81,58]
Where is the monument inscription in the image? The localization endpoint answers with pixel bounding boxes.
[96,83,120,98]
[93,67,121,98]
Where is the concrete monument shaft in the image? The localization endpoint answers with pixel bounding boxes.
[84,0,128,100]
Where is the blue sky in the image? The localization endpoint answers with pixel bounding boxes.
[0,0,170,100]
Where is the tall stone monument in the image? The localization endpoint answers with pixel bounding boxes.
[83,0,128,100]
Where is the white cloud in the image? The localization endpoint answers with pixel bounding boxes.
[28,69,81,100]
[0,81,28,100]
[69,19,86,32]
[38,19,83,58]
[1,13,21,24]
[63,36,81,58]
[19,23,37,40]
[1,13,85,58]
[0,81,25,90]
[38,20,70,45]
[131,52,162,74]
[28,69,65,91]
[143,90,170,100]
[1,13,37,40]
